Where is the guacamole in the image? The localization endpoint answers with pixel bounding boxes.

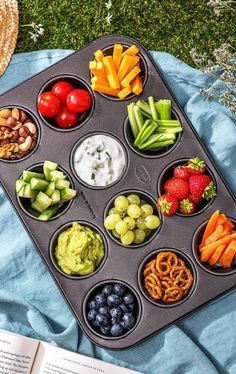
[55,222,105,276]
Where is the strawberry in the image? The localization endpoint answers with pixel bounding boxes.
[178,198,195,214]
[174,166,190,180]
[164,178,189,200]
[189,194,201,205]
[189,175,217,200]
[157,194,178,216]
[187,157,206,175]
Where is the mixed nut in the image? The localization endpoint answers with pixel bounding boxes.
[0,108,38,160]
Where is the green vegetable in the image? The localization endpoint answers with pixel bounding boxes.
[134,120,151,146]
[23,171,45,183]
[44,160,58,180]
[15,179,27,193]
[136,100,152,116]
[133,105,144,131]
[38,206,58,221]
[60,188,77,202]
[45,182,56,197]
[55,179,70,190]
[156,126,183,133]
[50,190,61,205]
[49,170,66,181]
[31,192,52,212]
[148,96,158,120]
[30,178,49,191]
[156,99,171,120]
[137,122,158,147]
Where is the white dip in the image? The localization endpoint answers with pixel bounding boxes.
[73,134,126,187]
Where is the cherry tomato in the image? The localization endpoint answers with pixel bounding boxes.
[52,81,74,103]
[54,104,78,128]
[66,89,92,113]
[38,92,61,118]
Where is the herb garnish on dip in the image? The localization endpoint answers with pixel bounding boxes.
[73,134,126,187]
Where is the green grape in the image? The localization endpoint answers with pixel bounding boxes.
[145,215,161,230]
[141,204,153,217]
[136,217,146,230]
[145,228,152,238]
[127,194,140,205]
[133,229,146,244]
[108,207,121,216]
[127,204,142,219]
[123,216,136,230]
[114,195,129,212]
[121,230,134,246]
[104,214,121,230]
[112,229,121,239]
[115,220,128,236]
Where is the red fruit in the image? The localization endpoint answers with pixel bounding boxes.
[164,178,189,200]
[189,194,201,205]
[157,194,179,216]
[37,92,61,118]
[52,81,74,103]
[187,157,206,175]
[189,175,217,200]
[174,166,190,180]
[55,104,78,128]
[66,89,92,113]
[178,198,195,214]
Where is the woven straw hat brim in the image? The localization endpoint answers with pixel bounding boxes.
[0,0,19,76]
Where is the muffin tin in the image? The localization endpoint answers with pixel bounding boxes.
[0,35,235,350]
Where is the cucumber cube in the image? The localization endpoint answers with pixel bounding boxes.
[60,188,77,202]
[55,179,70,190]
[30,178,49,191]
[31,191,52,212]
[44,161,58,181]
[49,170,66,182]
[15,179,27,193]
[23,170,45,183]
[21,184,38,199]
[38,206,58,221]
[45,182,56,197]
[50,190,61,205]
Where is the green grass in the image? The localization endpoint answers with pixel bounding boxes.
[17,0,235,66]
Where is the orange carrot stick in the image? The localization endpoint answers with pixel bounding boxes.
[208,244,227,265]
[205,225,224,245]
[200,210,220,247]
[224,220,235,230]
[200,233,236,255]
[216,214,228,226]
[218,241,236,267]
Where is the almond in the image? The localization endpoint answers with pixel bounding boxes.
[12,108,20,120]
[0,109,11,119]
[0,117,7,126]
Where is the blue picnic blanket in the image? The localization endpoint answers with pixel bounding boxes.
[0,50,235,374]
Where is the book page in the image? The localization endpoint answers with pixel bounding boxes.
[32,342,142,374]
[0,329,39,374]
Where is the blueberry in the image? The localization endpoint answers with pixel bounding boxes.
[113,283,125,297]
[87,309,98,322]
[93,319,100,327]
[100,325,111,336]
[102,284,113,296]
[95,293,107,307]
[110,307,123,319]
[111,323,123,337]
[107,294,122,307]
[99,306,110,316]
[119,303,129,313]
[88,300,99,310]
[128,303,135,312]
[122,313,135,330]
[95,313,109,327]
[123,293,135,305]
[111,317,118,325]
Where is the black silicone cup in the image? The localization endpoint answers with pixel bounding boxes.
[83,279,142,340]
[0,105,41,163]
[138,248,197,307]
[37,75,95,132]
[192,218,236,276]
[103,189,162,248]
[124,108,182,159]
[70,131,129,190]
[16,162,74,221]
[157,158,217,217]
[90,44,148,101]
[49,220,108,280]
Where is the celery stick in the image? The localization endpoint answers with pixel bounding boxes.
[148,96,158,120]
[137,122,158,147]
[134,120,151,146]
[156,99,171,120]
[145,140,175,149]
[128,103,139,139]
[156,126,183,133]
[133,105,144,131]
[140,133,176,149]
[136,100,152,116]
[156,119,181,127]
[140,108,152,119]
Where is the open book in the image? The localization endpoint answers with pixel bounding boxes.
[0,329,142,374]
